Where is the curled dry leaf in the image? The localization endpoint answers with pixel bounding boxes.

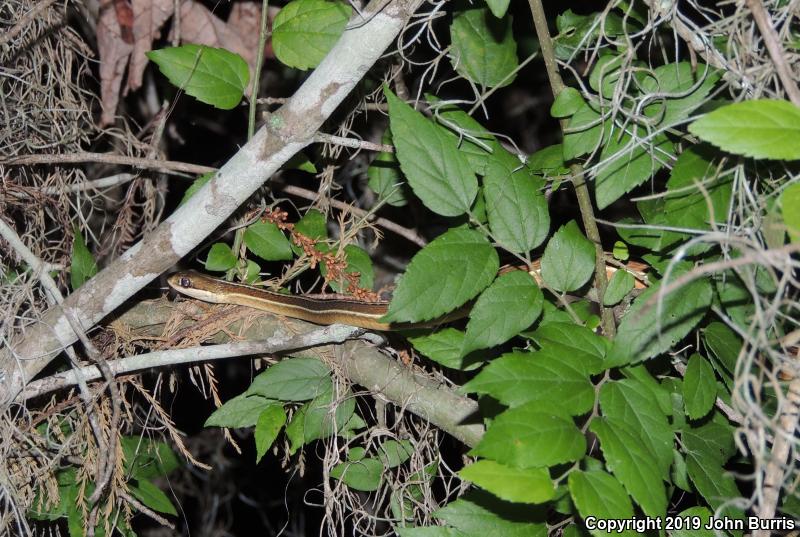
[129,0,174,90]
[98,0,134,126]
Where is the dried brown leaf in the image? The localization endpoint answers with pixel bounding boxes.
[98,0,135,126]
[128,0,174,90]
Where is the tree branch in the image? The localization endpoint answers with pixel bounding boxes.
[0,0,425,405]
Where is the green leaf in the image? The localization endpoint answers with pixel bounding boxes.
[383,227,498,323]
[563,100,602,160]
[246,357,331,401]
[612,241,629,261]
[568,470,635,537]
[70,227,97,290]
[471,403,586,467]
[683,354,716,419]
[483,161,550,253]
[255,404,287,463]
[459,460,555,504]
[603,269,634,306]
[179,172,214,206]
[409,328,482,370]
[703,321,742,377]
[205,393,272,428]
[285,387,355,453]
[121,437,180,480]
[330,457,383,491]
[594,131,674,210]
[376,439,414,468]
[271,0,352,70]
[609,277,712,366]
[244,222,293,261]
[397,528,467,537]
[685,451,741,514]
[129,479,177,516]
[294,209,328,240]
[463,350,594,414]
[599,380,673,477]
[527,144,568,175]
[462,271,543,354]
[689,99,800,160]
[589,418,667,517]
[147,44,249,109]
[530,322,608,375]
[284,152,317,173]
[640,63,720,127]
[320,244,374,292]
[243,259,261,283]
[449,8,518,88]
[485,0,510,18]
[433,491,547,537]
[367,131,407,207]
[540,221,595,292]
[386,88,478,216]
[781,182,800,242]
[551,87,583,118]
[204,242,237,271]
[682,421,736,465]
[670,507,715,537]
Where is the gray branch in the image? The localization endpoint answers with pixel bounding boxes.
[0,0,424,404]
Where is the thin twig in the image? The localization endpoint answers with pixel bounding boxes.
[2,152,214,176]
[313,133,394,153]
[20,325,366,400]
[119,491,176,530]
[282,184,427,247]
[527,0,616,336]
[744,0,800,106]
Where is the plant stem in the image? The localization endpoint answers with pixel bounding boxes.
[527,0,616,336]
[248,0,271,139]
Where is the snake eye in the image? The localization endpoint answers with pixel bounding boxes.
[179,276,191,288]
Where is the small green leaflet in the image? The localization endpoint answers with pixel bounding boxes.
[683,354,716,419]
[484,0,510,18]
[471,404,586,468]
[589,417,667,517]
[639,62,720,127]
[594,130,674,210]
[568,470,635,537]
[449,8,518,89]
[121,436,180,480]
[244,221,293,261]
[129,479,177,516]
[408,328,482,370]
[330,457,384,491]
[563,100,603,160]
[291,208,328,256]
[685,451,742,516]
[703,321,742,377]
[603,269,634,306]
[483,160,550,253]
[70,227,97,290]
[609,277,712,366]
[459,460,555,504]
[367,131,407,207]
[781,182,800,242]
[246,357,331,401]
[320,244,374,292]
[682,420,736,465]
[376,439,414,468]
[386,88,478,216]
[147,45,249,109]
[530,321,608,375]
[271,0,352,70]
[179,172,214,206]
[205,242,237,271]
[383,227,498,323]
[205,393,272,428]
[462,349,594,414]
[551,87,583,118]
[540,221,595,292]
[599,380,674,478]
[689,99,800,160]
[255,404,287,463]
[433,491,548,537]
[285,387,355,453]
[462,270,543,355]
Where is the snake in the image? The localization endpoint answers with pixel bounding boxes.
[167,261,649,331]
